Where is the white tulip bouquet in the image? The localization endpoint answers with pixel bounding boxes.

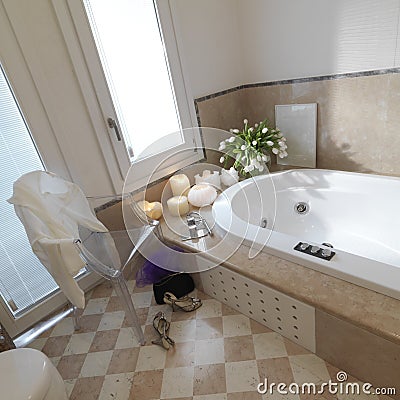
[219,118,288,178]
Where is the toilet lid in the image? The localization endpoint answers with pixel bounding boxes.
[0,348,52,400]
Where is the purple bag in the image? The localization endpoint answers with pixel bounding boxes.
[135,246,184,287]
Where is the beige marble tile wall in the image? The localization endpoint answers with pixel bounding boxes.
[316,309,400,399]
[196,72,400,177]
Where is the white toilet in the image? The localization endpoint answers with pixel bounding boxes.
[0,348,68,399]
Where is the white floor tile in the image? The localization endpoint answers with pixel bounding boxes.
[289,354,331,385]
[115,327,141,349]
[98,311,125,331]
[222,315,251,337]
[135,345,167,372]
[80,350,113,377]
[169,319,197,343]
[83,298,109,315]
[195,338,225,365]
[64,332,96,355]
[98,372,134,400]
[253,332,288,359]
[160,366,194,398]
[50,317,75,337]
[196,299,222,319]
[225,360,260,393]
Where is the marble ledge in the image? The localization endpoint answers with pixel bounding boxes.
[160,219,400,346]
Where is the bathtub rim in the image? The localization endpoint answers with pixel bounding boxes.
[212,168,400,302]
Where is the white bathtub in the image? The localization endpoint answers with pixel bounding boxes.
[212,169,400,300]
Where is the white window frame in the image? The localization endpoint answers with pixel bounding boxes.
[53,0,203,192]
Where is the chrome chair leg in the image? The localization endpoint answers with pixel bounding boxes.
[112,274,145,345]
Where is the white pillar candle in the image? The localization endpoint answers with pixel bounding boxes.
[169,174,190,197]
[167,195,190,216]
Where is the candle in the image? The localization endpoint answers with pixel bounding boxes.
[167,196,190,216]
[137,200,163,220]
[169,174,190,197]
[187,184,217,207]
[194,170,221,189]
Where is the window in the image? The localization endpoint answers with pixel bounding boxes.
[0,64,58,316]
[64,0,202,190]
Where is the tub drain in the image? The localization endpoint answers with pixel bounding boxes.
[295,202,309,214]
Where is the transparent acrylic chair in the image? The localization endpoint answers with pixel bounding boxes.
[74,195,163,346]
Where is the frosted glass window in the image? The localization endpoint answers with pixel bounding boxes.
[0,64,58,316]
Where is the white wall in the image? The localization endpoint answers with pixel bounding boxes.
[170,0,244,98]
[172,0,400,90]
[237,0,400,83]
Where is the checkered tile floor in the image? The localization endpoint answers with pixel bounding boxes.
[26,279,384,400]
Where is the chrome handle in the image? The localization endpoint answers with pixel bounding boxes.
[107,117,122,141]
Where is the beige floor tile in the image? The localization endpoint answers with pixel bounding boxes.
[225,360,260,393]
[80,350,114,377]
[262,392,300,400]
[136,344,167,371]
[57,354,87,380]
[169,319,197,343]
[165,341,195,368]
[257,357,294,386]
[253,333,288,360]
[194,394,228,400]
[223,315,252,337]
[26,337,47,351]
[42,335,70,357]
[89,329,120,352]
[250,319,273,334]
[76,314,102,333]
[69,376,105,400]
[161,366,194,398]
[283,338,310,356]
[144,324,162,345]
[224,335,256,362]
[289,354,331,385]
[196,317,224,340]
[98,311,125,331]
[221,303,240,316]
[83,298,109,315]
[105,296,126,312]
[196,299,223,319]
[91,281,113,299]
[107,348,140,374]
[193,364,226,396]
[50,317,75,337]
[227,392,263,399]
[195,338,225,365]
[123,307,150,327]
[129,369,163,400]
[98,372,134,400]
[115,327,142,349]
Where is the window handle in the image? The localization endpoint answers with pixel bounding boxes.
[107,117,121,141]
